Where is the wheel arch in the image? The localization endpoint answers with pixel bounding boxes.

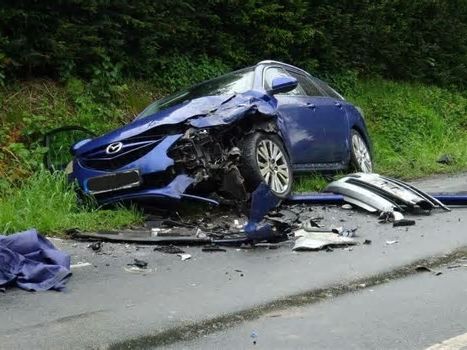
[236,112,293,162]
[350,124,373,159]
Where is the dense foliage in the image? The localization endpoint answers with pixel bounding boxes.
[1,0,466,88]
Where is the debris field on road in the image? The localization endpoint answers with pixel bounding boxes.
[2,173,464,293]
[71,173,456,252]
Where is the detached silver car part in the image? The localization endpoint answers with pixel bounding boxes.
[325,173,450,213]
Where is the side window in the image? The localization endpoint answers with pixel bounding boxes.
[287,70,324,97]
[312,78,344,100]
[263,67,305,95]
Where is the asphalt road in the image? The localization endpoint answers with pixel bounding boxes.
[164,264,467,350]
[1,173,466,349]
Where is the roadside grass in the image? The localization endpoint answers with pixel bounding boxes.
[347,78,467,179]
[0,170,143,235]
[0,77,466,235]
[293,173,330,193]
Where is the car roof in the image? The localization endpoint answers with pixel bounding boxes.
[256,60,309,75]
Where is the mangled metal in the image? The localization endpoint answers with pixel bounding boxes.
[68,92,279,205]
[324,173,450,213]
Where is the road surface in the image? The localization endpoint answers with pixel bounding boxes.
[1,172,466,349]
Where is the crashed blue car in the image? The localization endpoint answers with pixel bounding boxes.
[47,60,373,204]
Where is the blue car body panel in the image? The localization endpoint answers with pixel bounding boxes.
[69,61,372,204]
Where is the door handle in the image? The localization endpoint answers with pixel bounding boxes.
[306,103,316,110]
[334,101,342,108]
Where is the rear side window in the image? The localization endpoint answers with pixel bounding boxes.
[312,78,344,100]
[263,67,305,95]
[287,70,324,97]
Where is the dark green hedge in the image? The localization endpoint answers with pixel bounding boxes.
[1,0,466,88]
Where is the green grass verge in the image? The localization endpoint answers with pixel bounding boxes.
[347,79,467,178]
[0,170,143,235]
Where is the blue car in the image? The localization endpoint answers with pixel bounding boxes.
[47,60,373,204]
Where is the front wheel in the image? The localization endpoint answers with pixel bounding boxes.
[350,129,373,173]
[240,132,293,198]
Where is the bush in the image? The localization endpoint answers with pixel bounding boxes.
[0,1,465,88]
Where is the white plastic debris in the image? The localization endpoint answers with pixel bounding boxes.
[178,253,192,261]
[70,262,92,269]
[195,228,207,238]
[293,229,356,251]
[151,228,172,236]
[386,240,399,245]
[124,266,154,273]
[379,211,404,223]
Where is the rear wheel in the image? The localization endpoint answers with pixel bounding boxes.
[350,129,373,173]
[240,132,293,198]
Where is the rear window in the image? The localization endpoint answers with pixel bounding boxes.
[312,78,344,100]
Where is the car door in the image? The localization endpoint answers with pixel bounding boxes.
[265,66,348,165]
[263,66,326,165]
[285,71,349,164]
[306,76,349,163]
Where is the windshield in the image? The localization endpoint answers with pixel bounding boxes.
[136,67,255,119]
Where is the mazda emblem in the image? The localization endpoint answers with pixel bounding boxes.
[106,142,123,154]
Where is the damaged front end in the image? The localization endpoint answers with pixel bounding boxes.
[47,92,279,206]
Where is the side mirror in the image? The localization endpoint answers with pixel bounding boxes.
[269,76,298,95]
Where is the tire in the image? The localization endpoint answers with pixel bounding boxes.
[239,132,293,198]
[350,129,373,173]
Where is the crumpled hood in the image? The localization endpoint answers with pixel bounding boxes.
[74,91,276,156]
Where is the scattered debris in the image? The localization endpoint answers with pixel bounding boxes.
[88,241,102,252]
[393,219,416,227]
[447,264,463,269]
[151,228,175,236]
[244,183,281,240]
[254,242,280,249]
[301,220,323,231]
[293,229,357,251]
[124,266,153,273]
[71,262,92,269]
[415,265,442,276]
[331,226,358,237]
[415,266,432,273]
[251,331,258,345]
[128,258,148,269]
[154,245,185,254]
[326,173,450,213]
[202,246,227,252]
[378,211,404,223]
[363,239,372,245]
[385,240,399,245]
[177,253,192,261]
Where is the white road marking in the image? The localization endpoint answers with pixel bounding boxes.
[426,331,467,350]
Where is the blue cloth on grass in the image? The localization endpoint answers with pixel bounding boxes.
[0,229,71,291]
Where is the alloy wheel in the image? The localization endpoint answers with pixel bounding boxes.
[352,133,373,173]
[256,139,291,194]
